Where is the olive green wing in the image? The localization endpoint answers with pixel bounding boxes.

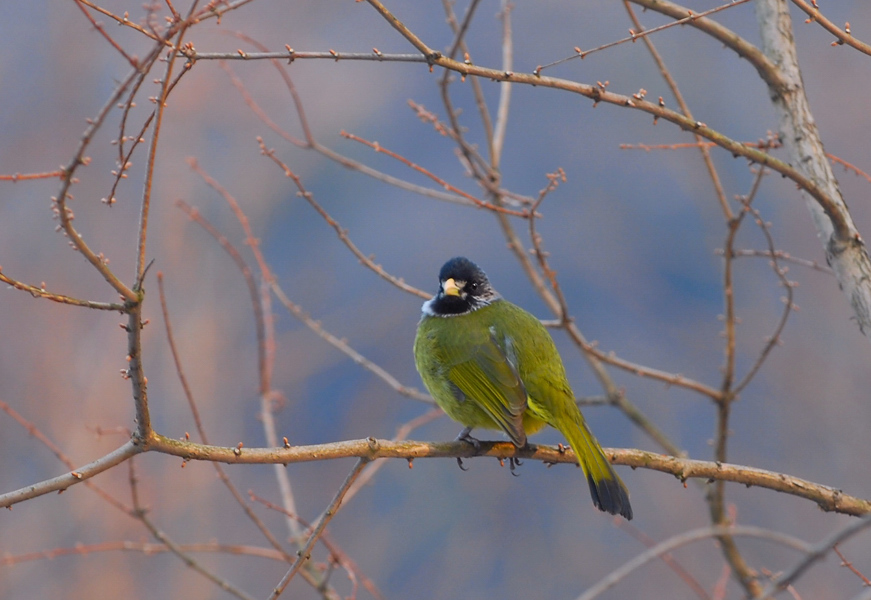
[443,328,529,447]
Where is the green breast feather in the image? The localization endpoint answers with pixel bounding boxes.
[415,301,553,444]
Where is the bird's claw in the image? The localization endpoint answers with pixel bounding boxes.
[456,427,482,471]
[509,456,523,477]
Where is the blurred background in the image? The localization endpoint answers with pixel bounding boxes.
[1,1,870,598]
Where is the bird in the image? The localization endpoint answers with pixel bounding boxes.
[413,257,632,519]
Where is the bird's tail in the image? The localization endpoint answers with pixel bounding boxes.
[559,414,633,520]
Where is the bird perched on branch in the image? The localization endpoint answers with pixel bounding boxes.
[414,257,632,519]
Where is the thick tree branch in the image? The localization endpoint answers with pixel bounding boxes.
[139,434,871,517]
[756,0,871,334]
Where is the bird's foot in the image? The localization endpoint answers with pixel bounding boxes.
[500,456,523,477]
[500,441,527,477]
[543,443,569,468]
[456,427,482,471]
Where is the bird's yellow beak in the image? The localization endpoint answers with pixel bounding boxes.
[443,278,462,296]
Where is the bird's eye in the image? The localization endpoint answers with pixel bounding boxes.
[469,282,478,291]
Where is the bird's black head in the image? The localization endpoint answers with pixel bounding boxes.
[423,257,500,316]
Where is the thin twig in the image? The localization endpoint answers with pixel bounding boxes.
[128,459,256,600]
[257,138,431,299]
[75,0,163,42]
[761,512,871,598]
[0,268,125,311]
[268,458,369,599]
[156,273,295,561]
[342,408,444,506]
[833,545,871,587]
[728,249,833,275]
[269,282,433,403]
[493,171,691,453]
[577,337,722,400]
[187,50,429,62]
[72,0,139,66]
[576,525,811,600]
[439,0,495,179]
[734,200,798,394]
[0,440,141,509]
[528,169,571,323]
[186,160,310,544]
[0,170,64,182]
[709,166,766,598]
[190,0,257,23]
[538,0,754,73]
[340,131,531,218]
[219,50,473,207]
[137,14,196,282]
[177,195,430,404]
[53,66,143,302]
[0,540,289,565]
[827,153,871,185]
[623,0,731,220]
[791,0,871,55]
[363,0,853,241]
[445,0,482,60]
[0,399,134,514]
[407,100,531,205]
[622,140,871,187]
[616,519,711,600]
[249,493,387,600]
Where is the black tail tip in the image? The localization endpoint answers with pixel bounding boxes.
[587,475,633,520]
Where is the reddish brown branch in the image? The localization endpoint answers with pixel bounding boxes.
[268,458,368,599]
[256,138,431,299]
[791,0,871,55]
[0,540,287,565]
[340,131,531,219]
[833,545,871,587]
[0,399,135,513]
[363,0,852,241]
[0,170,64,182]
[537,0,753,72]
[0,268,125,311]
[73,0,139,66]
[249,492,387,600]
[156,273,297,566]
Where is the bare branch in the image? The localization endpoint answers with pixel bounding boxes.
[141,435,871,517]
[757,0,871,334]
[538,0,754,73]
[0,268,125,311]
[128,459,257,600]
[257,138,432,299]
[577,525,811,600]
[340,131,531,218]
[762,512,871,597]
[0,440,142,509]
[623,0,731,221]
[791,0,871,55]
[0,399,134,514]
[157,273,296,561]
[0,170,64,182]
[268,458,368,599]
[362,0,852,241]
